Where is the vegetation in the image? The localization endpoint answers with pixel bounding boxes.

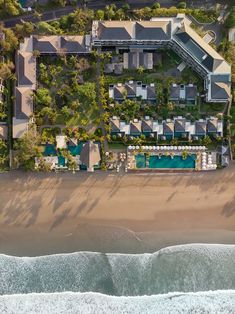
[13,127,41,170]
[35,55,99,127]
[0,139,8,171]
[225,6,235,28]
[0,0,22,18]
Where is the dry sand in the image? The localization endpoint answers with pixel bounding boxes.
[0,166,235,256]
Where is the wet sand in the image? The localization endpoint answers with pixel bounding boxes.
[0,166,235,256]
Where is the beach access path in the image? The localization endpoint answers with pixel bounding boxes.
[0,165,234,256]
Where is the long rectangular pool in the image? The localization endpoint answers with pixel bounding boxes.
[135,154,196,169]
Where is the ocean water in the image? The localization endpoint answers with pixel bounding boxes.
[0,244,235,296]
[0,244,235,313]
[0,291,235,314]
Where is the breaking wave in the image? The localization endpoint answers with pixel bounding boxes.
[0,291,235,314]
[0,244,235,296]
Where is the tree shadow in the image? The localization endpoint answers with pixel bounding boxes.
[222,196,235,217]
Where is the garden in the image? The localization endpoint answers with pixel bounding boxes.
[35,54,100,129]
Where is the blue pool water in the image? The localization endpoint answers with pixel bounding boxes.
[149,155,196,169]
[58,156,66,166]
[44,144,56,156]
[135,154,196,169]
[68,143,83,156]
[135,154,146,168]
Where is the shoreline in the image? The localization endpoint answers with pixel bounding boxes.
[0,166,234,256]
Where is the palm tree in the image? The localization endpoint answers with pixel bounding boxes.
[137,66,144,75]
[182,150,188,160]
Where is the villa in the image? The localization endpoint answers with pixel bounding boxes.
[110,116,223,139]
[169,84,197,105]
[35,139,101,172]
[123,51,153,70]
[109,81,156,102]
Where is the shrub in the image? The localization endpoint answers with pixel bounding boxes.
[152,2,160,9]
[177,2,186,9]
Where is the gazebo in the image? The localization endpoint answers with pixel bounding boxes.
[80,141,101,172]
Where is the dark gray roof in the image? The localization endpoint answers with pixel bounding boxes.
[17,52,36,86]
[135,21,171,40]
[110,118,120,132]
[104,63,114,74]
[127,52,138,69]
[142,119,152,132]
[170,85,180,99]
[15,87,33,119]
[147,85,156,99]
[113,86,124,99]
[33,37,58,53]
[114,64,123,75]
[125,83,136,97]
[60,36,86,53]
[98,22,133,40]
[185,85,197,99]
[195,121,206,134]
[174,119,186,132]
[207,118,218,132]
[80,141,101,168]
[139,52,153,69]
[130,121,141,133]
[163,121,174,134]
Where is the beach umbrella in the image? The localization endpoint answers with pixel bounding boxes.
[136,146,139,150]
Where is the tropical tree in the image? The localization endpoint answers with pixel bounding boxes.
[182,150,188,160]
[96,10,105,20]
[14,127,41,170]
[35,88,52,107]
[137,66,144,75]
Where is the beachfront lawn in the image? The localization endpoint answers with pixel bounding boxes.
[35,55,99,128]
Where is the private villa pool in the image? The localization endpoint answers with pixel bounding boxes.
[135,154,196,169]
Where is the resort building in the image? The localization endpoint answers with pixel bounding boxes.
[123,51,153,70]
[169,84,197,105]
[13,35,91,139]
[110,115,223,139]
[109,81,156,102]
[92,15,231,103]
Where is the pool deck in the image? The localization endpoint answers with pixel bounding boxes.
[126,145,216,172]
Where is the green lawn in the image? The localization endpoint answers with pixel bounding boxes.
[200,102,226,115]
[108,142,127,150]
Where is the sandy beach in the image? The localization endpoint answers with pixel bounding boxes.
[0,165,235,256]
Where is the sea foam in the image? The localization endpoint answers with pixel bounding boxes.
[0,244,235,296]
[0,290,235,314]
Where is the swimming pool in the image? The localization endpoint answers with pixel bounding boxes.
[149,155,196,169]
[135,154,146,168]
[44,144,56,156]
[135,154,196,169]
[68,143,84,156]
